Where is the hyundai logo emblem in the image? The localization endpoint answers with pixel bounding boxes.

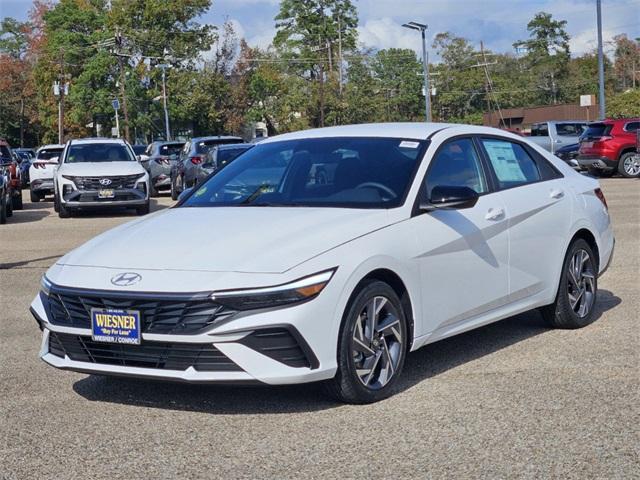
[110,272,142,287]
[99,178,112,186]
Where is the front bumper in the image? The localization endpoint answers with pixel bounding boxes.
[61,188,148,208]
[577,155,617,170]
[31,286,333,385]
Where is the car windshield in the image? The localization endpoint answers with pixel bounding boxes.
[195,138,243,154]
[182,137,427,209]
[160,143,184,156]
[65,143,135,163]
[37,148,63,160]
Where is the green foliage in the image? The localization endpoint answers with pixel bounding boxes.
[607,89,640,118]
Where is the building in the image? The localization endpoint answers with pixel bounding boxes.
[483,103,597,131]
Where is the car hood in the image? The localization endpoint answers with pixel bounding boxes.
[57,161,145,176]
[57,207,392,273]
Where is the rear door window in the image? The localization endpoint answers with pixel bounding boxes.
[530,124,548,137]
[480,139,541,189]
[582,123,612,139]
[556,123,586,136]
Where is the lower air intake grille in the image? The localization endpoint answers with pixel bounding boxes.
[238,327,318,369]
[48,332,241,372]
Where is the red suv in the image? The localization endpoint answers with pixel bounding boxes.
[577,118,640,177]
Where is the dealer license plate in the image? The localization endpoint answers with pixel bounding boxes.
[98,189,115,199]
[91,308,141,345]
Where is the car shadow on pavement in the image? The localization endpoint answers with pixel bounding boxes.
[72,290,621,414]
[6,200,52,224]
[67,199,170,218]
[0,254,62,269]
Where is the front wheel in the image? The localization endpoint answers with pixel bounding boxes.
[618,152,640,178]
[540,239,598,329]
[136,202,150,216]
[12,192,23,210]
[58,200,71,218]
[30,189,41,203]
[170,176,178,201]
[326,280,408,403]
[0,193,7,224]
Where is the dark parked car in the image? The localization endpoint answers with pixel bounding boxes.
[141,141,185,196]
[0,139,23,212]
[554,143,580,169]
[171,135,243,200]
[195,143,255,185]
[577,118,640,177]
[14,148,35,186]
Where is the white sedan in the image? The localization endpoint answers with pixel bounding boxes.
[31,123,614,403]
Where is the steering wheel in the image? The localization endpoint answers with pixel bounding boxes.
[355,182,397,199]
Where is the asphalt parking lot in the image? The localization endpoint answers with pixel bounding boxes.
[1,180,638,479]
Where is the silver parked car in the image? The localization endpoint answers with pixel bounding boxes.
[171,136,243,200]
[141,141,185,196]
[194,143,255,185]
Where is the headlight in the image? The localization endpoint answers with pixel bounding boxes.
[61,175,76,183]
[41,275,53,296]
[211,269,336,311]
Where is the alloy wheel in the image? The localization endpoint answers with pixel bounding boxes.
[351,296,403,390]
[567,249,596,318]
[623,155,640,176]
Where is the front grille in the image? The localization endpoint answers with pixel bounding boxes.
[44,290,235,334]
[48,332,241,371]
[238,327,318,369]
[72,175,141,190]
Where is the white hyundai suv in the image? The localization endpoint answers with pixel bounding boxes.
[53,138,150,217]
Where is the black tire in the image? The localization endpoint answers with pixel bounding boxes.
[30,189,41,203]
[170,176,178,201]
[540,238,598,329]
[149,181,158,197]
[0,193,7,224]
[325,280,408,404]
[53,194,60,213]
[136,202,150,216]
[58,201,71,218]
[6,193,12,217]
[617,152,640,178]
[12,192,23,210]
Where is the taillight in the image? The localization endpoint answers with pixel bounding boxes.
[593,136,613,146]
[594,188,608,210]
[154,156,170,165]
[190,156,204,165]
[33,162,45,169]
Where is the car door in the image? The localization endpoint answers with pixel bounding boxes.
[477,136,571,303]
[412,137,509,336]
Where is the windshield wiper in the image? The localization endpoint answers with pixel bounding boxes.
[239,184,270,205]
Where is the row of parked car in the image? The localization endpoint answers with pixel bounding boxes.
[520,117,640,177]
[0,134,257,221]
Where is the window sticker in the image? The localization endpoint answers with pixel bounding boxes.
[399,140,420,149]
[483,140,526,181]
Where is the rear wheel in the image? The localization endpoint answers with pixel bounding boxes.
[30,188,41,203]
[325,280,408,403]
[618,152,640,178]
[0,192,7,224]
[12,192,23,210]
[540,239,598,329]
[170,176,178,201]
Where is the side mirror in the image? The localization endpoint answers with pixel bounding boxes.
[420,185,479,212]
[177,187,193,202]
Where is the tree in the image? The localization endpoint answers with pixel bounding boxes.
[612,34,640,89]
[607,89,640,118]
[372,49,423,122]
[514,12,571,105]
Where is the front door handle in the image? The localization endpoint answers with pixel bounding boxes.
[485,207,505,221]
[550,189,564,199]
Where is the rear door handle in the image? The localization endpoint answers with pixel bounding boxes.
[485,207,505,221]
[550,189,564,199]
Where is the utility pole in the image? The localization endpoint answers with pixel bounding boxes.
[56,49,66,144]
[114,31,131,141]
[338,13,343,97]
[158,64,171,141]
[402,21,431,122]
[596,0,606,119]
[473,41,503,127]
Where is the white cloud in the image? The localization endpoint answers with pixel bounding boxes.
[357,18,426,53]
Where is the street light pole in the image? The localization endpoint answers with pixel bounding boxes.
[596,0,606,119]
[158,64,171,141]
[402,21,432,122]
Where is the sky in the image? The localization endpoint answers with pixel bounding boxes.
[1,0,638,60]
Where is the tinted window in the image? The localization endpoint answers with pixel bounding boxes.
[530,124,548,137]
[65,143,135,163]
[624,122,640,132]
[132,145,147,155]
[582,123,612,139]
[159,143,184,156]
[556,123,586,136]
[0,146,11,159]
[481,139,540,189]
[182,137,427,208]
[37,148,63,160]
[217,147,251,165]
[425,138,488,198]
[195,138,243,154]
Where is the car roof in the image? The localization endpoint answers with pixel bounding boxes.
[191,136,243,142]
[215,143,254,150]
[261,123,459,144]
[38,144,65,150]
[68,138,129,145]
